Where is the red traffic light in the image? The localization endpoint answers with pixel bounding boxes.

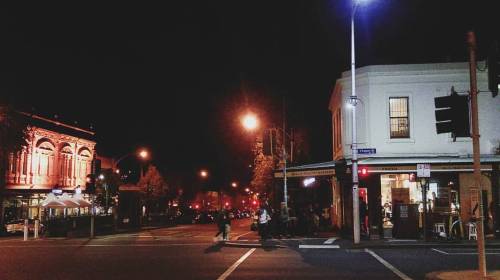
[359,167,368,176]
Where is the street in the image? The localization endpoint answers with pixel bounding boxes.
[1,219,499,280]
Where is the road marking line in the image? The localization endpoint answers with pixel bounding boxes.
[365,249,412,280]
[216,248,256,280]
[323,238,338,244]
[431,248,449,255]
[299,245,340,249]
[233,231,253,240]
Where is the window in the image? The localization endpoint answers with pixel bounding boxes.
[389,97,409,138]
[333,109,342,151]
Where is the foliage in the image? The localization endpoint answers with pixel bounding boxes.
[95,169,122,211]
[137,165,168,198]
[250,138,275,195]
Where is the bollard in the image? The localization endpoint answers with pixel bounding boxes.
[90,215,95,238]
[34,219,39,239]
[23,219,28,241]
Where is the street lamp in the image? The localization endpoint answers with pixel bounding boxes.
[241,113,259,131]
[112,148,150,177]
[200,170,208,178]
[241,112,292,214]
[231,182,238,188]
[350,0,371,245]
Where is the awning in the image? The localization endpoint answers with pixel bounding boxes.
[274,155,500,178]
[39,193,91,208]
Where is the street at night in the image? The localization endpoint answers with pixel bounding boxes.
[1,1,500,279]
[1,220,500,280]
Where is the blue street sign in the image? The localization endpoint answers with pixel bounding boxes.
[357,148,376,154]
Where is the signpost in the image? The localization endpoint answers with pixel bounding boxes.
[417,163,430,241]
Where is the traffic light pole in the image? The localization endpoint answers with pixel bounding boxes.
[468,31,487,278]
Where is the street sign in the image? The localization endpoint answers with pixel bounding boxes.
[417,163,431,177]
[357,148,376,155]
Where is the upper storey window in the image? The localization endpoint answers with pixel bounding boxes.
[389,97,410,138]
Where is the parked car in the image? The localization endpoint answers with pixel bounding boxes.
[5,219,45,235]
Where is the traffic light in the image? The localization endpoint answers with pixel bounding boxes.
[488,42,499,98]
[358,167,369,177]
[434,87,470,137]
[85,174,96,194]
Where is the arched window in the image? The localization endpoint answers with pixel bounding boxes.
[77,147,92,181]
[35,139,55,177]
[59,143,74,186]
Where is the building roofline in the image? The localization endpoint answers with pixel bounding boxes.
[19,112,95,136]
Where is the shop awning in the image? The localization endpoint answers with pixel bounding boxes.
[39,193,91,208]
[274,155,500,178]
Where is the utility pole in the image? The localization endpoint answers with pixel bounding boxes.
[467,31,487,278]
[350,3,360,244]
[282,98,288,211]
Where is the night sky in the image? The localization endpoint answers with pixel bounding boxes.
[1,1,497,189]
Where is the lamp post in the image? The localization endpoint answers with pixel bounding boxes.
[349,0,370,245]
[112,148,149,177]
[241,112,293,212]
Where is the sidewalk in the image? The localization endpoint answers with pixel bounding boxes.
[342,238,500,249]
[425,270,500,280]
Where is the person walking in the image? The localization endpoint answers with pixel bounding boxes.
[223,210,231,241]
[258,205,271,240]
[214,209,227,242]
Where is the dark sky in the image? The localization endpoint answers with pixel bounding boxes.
[1,1,497,188]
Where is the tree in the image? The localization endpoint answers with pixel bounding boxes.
[95,169,122,214]
[250,137,275,197]
[137,165,169,219]
[0,102,30,227]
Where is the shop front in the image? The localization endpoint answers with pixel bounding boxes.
[355,157,499,240]
[2,190,92,223]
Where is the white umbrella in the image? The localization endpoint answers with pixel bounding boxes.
[72,193,92,208]
[40,193,66,208]
[59,193,80,208]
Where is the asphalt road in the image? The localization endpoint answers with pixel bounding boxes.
[1,218,499,280]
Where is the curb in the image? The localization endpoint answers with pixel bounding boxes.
[425,271,500,280]
[347,242,500,250]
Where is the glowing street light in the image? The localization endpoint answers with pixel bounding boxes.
[138,149,149,159]
[241,113,259,131]
[231,182,238,188]
[200,170,208,178]
[244,187,250,193]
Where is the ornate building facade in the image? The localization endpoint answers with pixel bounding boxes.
[2,114,96,221]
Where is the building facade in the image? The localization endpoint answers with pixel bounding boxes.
[2,114,96,222]
[330,61,500,239]
[279,62,499,239]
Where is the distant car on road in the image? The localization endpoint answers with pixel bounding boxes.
[5,219,45,235]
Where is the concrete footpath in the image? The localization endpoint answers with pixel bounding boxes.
[425,270,500,280]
